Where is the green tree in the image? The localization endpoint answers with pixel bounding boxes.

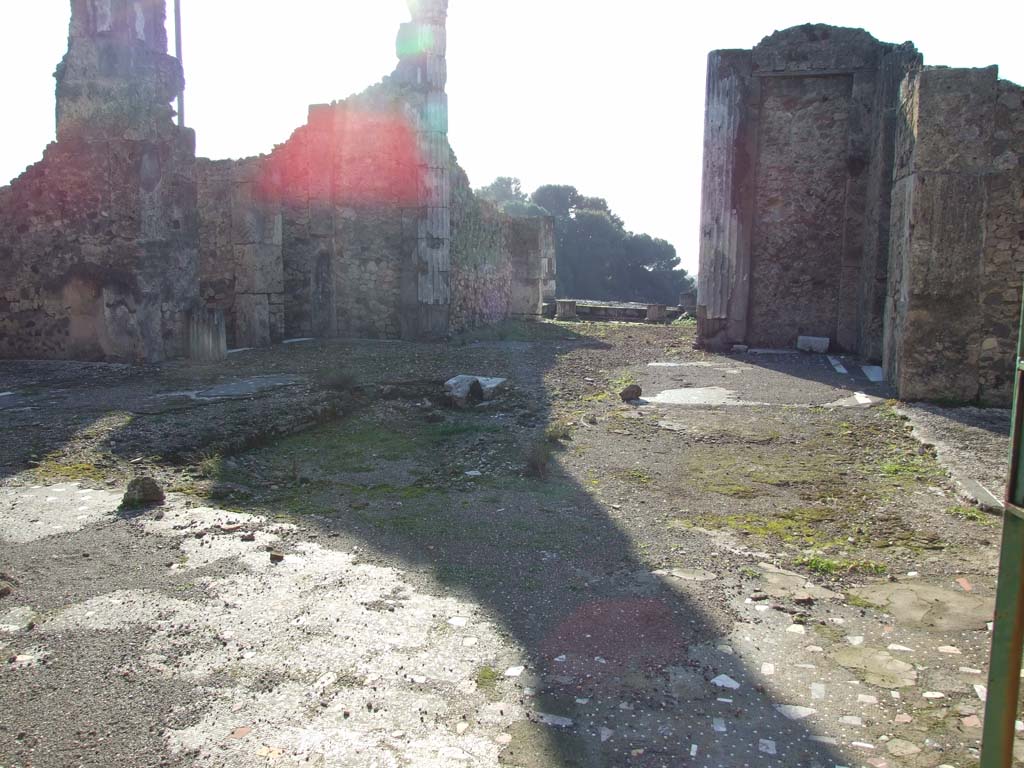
[530,185,581,219]
[530,183,694,304]
[476,176,527,206]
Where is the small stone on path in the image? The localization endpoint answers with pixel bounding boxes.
[619,384,642,402]
[122,477,164,508]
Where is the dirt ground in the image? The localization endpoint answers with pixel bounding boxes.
[0,320,1015,768]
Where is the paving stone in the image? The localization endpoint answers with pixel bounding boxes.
[831,647,918,688]
[885,738,921,757]
[850,582,994,632]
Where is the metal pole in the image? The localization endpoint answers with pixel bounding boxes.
[174,0,184,127]
[980,287,1024,767]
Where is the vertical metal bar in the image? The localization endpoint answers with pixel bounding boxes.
[981,509,1024,767]
[980,285,1024,767]
[174,0,184,127]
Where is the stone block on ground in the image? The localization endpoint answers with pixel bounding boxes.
[619,384,643,402]
[445,375,508,407]
[796,336,830,354]
[122,477,165,509]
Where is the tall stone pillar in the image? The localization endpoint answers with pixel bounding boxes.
[396,0,451,337]
[696,50,755,350]
[51,0,199,362]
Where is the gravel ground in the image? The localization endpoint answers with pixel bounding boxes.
[0,320,1016,767]
[898,403,1012,511]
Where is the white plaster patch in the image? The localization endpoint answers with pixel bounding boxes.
[43,502,526,768]
[0,483,120,544]
[648,387,758,406]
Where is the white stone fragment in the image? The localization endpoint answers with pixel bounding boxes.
[776,705,816,720]
[761,662,776,676]
[447,616,469,628]
[828,356,849,375]
[600,728,614,743]
[711,674,740,690]
[797,336,830,353]
[690,744,698,757]
[975,684,988,701]
[809,735,838,745]
[787,624,806,635]
[922,691,946,699]
[847,636,864,646]
[712,718,727,733]
[758,739,777,755]
[537,713,573,728]
[504,666,525,678]
[861,365,884,383]
[959,666,982,674]
[851,741,875,750]
[937,646,962,655]
[811,683,826,700]
[858,694,878,705]
[840,716,863,727]
[888,644,913,652]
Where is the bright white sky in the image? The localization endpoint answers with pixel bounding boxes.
[1,1,1022,275]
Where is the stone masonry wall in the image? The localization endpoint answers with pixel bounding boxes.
[0,0,199,363]
[884,67,1024,405]
[698,24,1023,405]
[979,80,1024,404]
[698,26,913,353]
[0,0,552,362]
[195,158,284,348]
[856,44,922,361]
[449,166,513,332]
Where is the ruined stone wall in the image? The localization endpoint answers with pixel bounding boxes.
[195,158,284,348]
[449,167,513,332]
[856,45,922,361]
[0,0,551,362]
[448,164,558,333]
[885,67,1024,404]
[981,80,1024,403]
[698,26,914,352]
[509,217,556,319]
[254,90,420,341]
[0,0,199,363]
[697,24,1024,405]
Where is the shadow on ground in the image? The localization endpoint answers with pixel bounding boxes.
[185,325,846,767]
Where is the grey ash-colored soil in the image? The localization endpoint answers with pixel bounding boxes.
[0,321,1015,767]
